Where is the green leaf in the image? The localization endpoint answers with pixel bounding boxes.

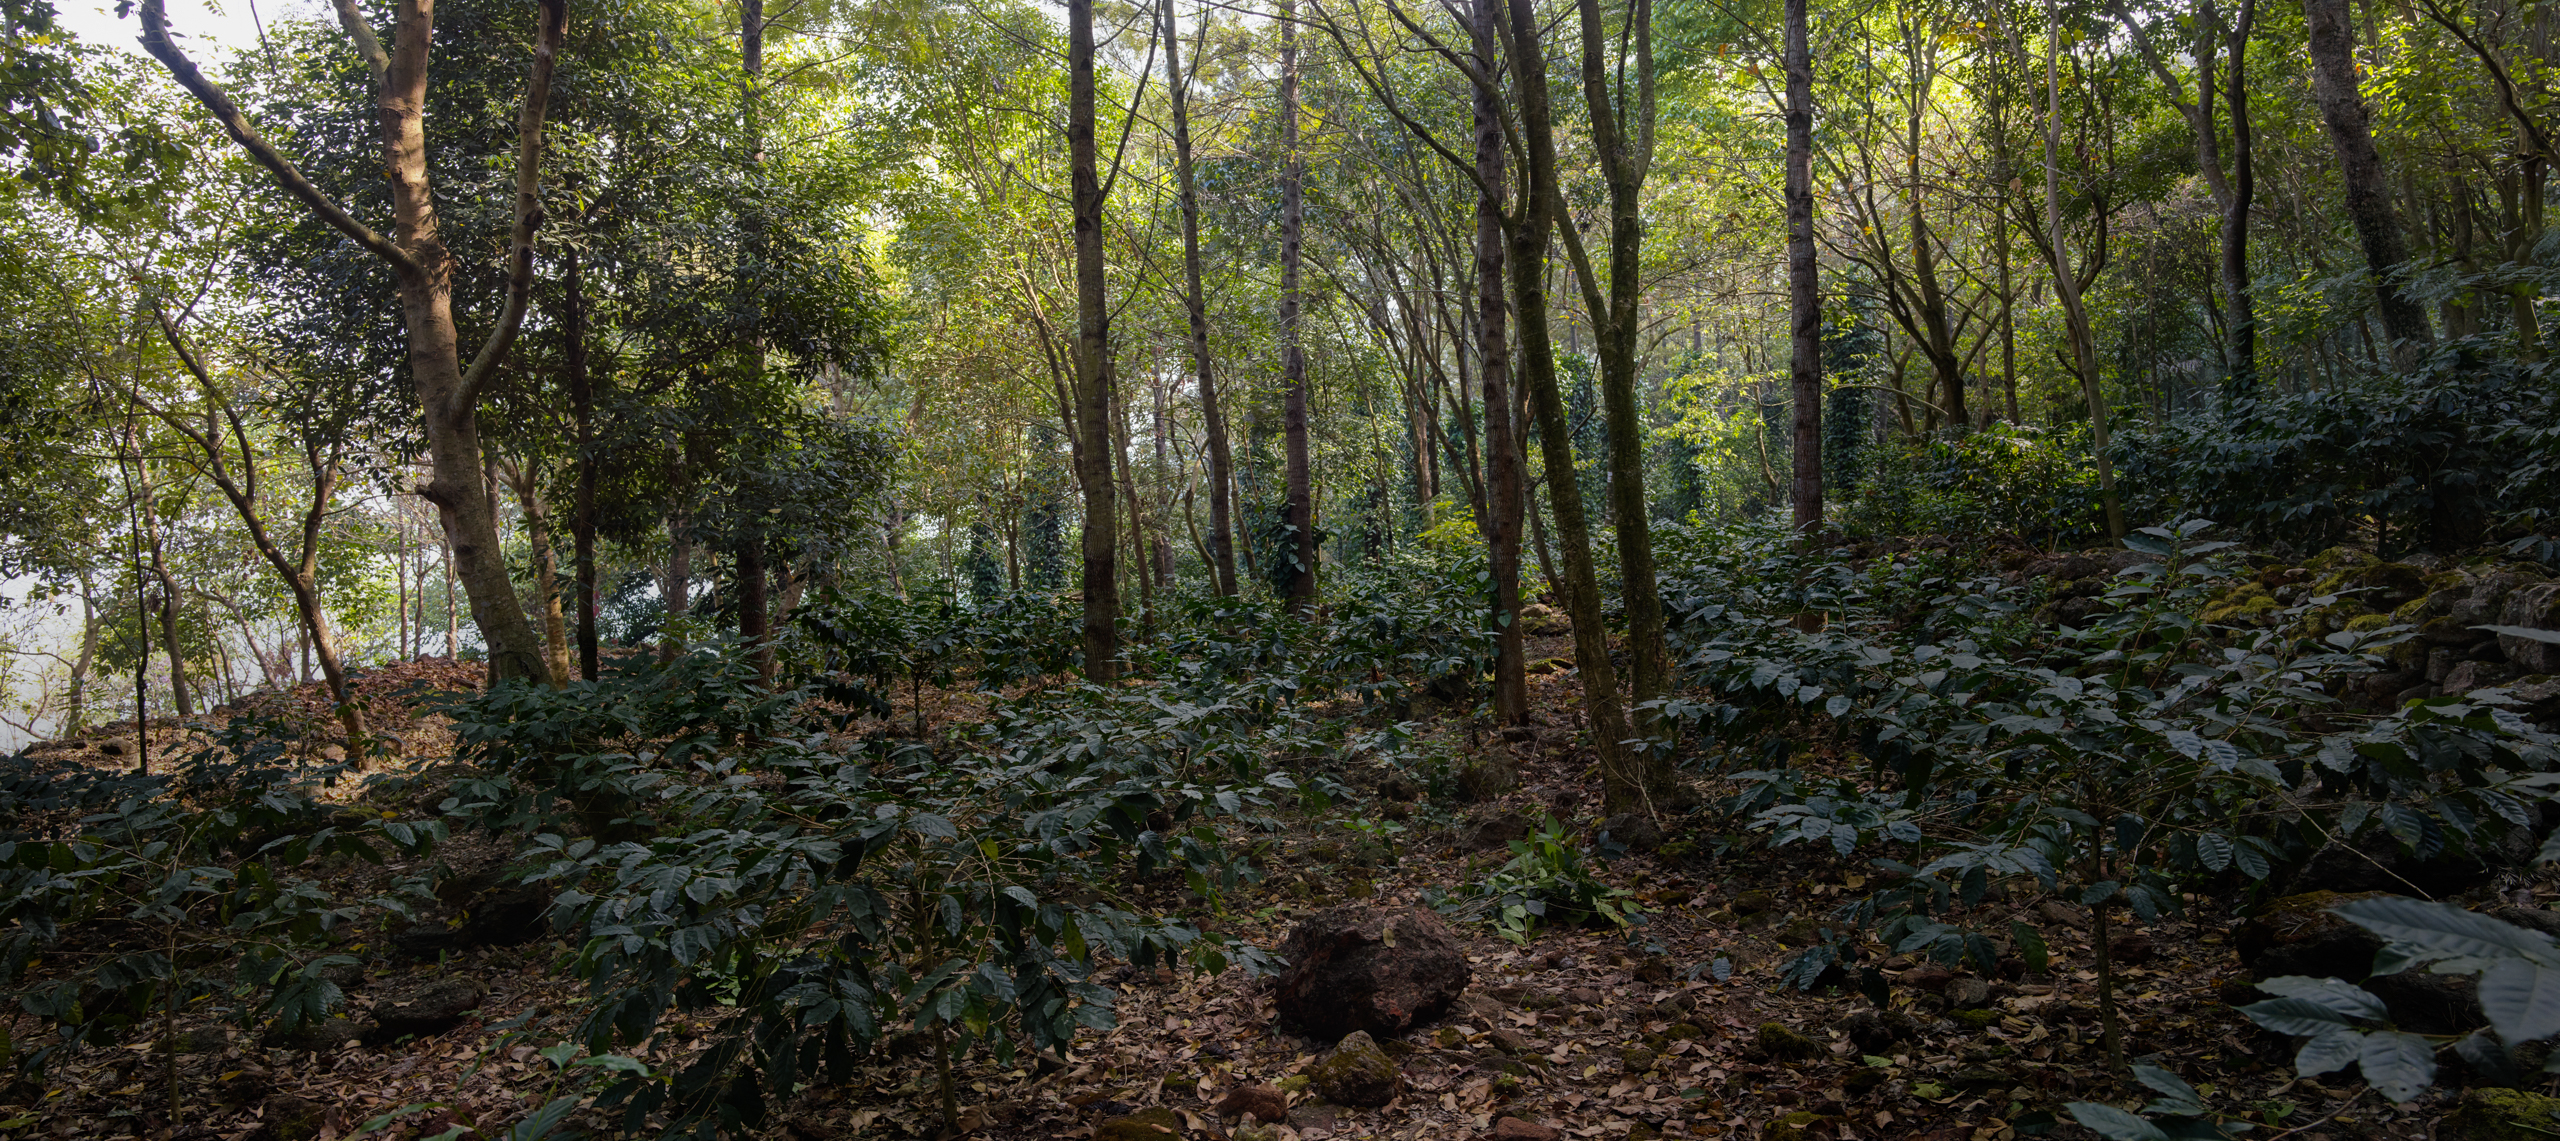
[2253,976,2387,1021]
[2010,920,2050,975]
[2236,996,2354,1037]
[2064,1102,2169,1141]
[2294,1028,2362,1076]
[2195,832,2232,873]
[2331,897,2560,967]
[2130,1064,2202,1115]
[2473,624,2560,644]
[2356,1030,2437,1102]
[2478,958,2560,1044]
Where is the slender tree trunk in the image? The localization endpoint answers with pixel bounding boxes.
[566,250,600,680]
[660,525,691,663]
[2305,0,2434,353]
[2038,0,2126,539]
[1475,0,1527,727]
[137,477,194,718]
[1569,0,1670,718]
[1164,0,1237,596]
[68,579,98,732]
[2221,0,2257,393]
[1503,0,1645,813]
[1280,0,1317,613]
[1069,0,1120,679]
[1786,0,1823,533]
[740,531,772,683]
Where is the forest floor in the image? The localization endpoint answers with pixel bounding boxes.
[6,651,2463,1141]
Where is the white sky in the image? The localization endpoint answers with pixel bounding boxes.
[55,0,306,58]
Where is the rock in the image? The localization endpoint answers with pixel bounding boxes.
[1488,1117,1561,1141]
[1620,1046,1657,1073]
[1900,964,1955,993]
[2236,891,2390,977]
[1272,906,1471,1041]
[97,739,133,759]
[1633,956,1673,983]
[1377,772,1424,803]
[1730,890,1776,917]
[2108,930,2155,966]
[2035,899,2090,930]
[262,1016,359,1054]
[2513,676,2560,725]
[1756,1022,1822,1062]
[2363,971,2485,1035]
[1843,1068,1889,1097]
[1949,1067,2012,1091]
[2447,659,2521,694]
[2498,584,2560,673]
[262,1094,329,1141]
[1456,755,1519,802]
[2284,842,2490,899]
[1596,812,1665,853]
[2490,906,2560,939]
[1308,1030,1401,1107]
[362,975,490,1044]
[1945,978,1993,1010]
[1488,1028,1531,1055]
[1468,814,1533,852]
[1518,604,1571,636]
[2441,1086,2560,1141]
[1213,1084,1289,1125]
[1095,1107,1185,1140]
[1564,986,1603,1006]
[1837,1010,1917,1053]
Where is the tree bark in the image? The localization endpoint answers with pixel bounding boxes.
[138,0,565,686]
[1069,0,1121,680]
[1163,0,1238,597]
[566,249,600,680]
[1786,0,1823,533]
[1475,0,1527,727]
[2305,0,2434,353]
[2034,0,2125,539]
[1280,0,1317,613]
[1501,0,1648,814]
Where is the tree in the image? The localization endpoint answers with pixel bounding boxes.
[137,0,568,684]
[2303,0,2434,356]
[1278,0,1318,614]
[1786,0,1821,534]
[1162,0,1240,597]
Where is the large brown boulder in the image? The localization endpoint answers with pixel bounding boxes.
[1273,906,1470,1041]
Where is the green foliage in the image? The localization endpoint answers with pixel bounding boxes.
[1426,816,1642,944]
[1837,424,2103,544]
[2063,1063,2251,1140]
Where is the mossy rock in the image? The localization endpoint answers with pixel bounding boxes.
[2441,1087,2560,1141]
[1757,1021,1823,1061]
[2199,582,2278,625]
[1275,1074,1311,1094]
[1096,1107,1185,1140]
[1308,1029,1400,1107]
[1620,1046,1657,1073]
[1766,1111,1834,1141]
[2344,612,2393,633]
[1162,1073,1200,1095]
[1950,1008,1999,1029]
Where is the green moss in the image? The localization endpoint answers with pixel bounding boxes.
[1757,1021,1822,1061]
[1950,1009,1999,1028]
[2440,1087,2560,1141]
[2345,613,2393,633]
[1095,1107,1184,1140]
[2199,583,2278,625]
[1766,1111,1834,1141]
[1276,1074,1311,1094]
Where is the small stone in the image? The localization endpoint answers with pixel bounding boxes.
[2035,899,2090,930]
[1945,978,1993,1010]
[362,975,490,1044]
[1756,1021,1822,1061]
[1095,1106,1184,1140]
[1308,1030,1401,1107]
[1843,1068,1889,1097]
[1456,755,1520,802]
[1488,1028,1531,1054]
[1731,890,1776,916]
[1565,987,1603,1006]
[1619,1046,1657,1073]
[2108,930,2155,966]
[262,1016,359,1054]
[1900,963,1954,993]
[263,1094,329,1141]
[1633,957,1673,983]
[1213,1084,1289,1125]
[1597,812,1665,852]
[1837,1010,1917,1052]
[1488,1117,1562,1141]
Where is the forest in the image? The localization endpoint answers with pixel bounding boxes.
[3,0,2560,1136]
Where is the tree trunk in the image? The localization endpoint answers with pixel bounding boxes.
[740,530,773,683]
[2038,0,2125,540]
[1503,0,1645,813]
[139,0,565,686]
[660,526,691,663]
[1568,0,1669,717]
[1475,0,1527,727]
[566,249,600,680]
[2220,0,2257,393]
[2305,0,2433,354]
[1069,0,1120,680]
[1163,0,1237,597]
[1280,0,1317,613]
[1787,0,1823,533]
